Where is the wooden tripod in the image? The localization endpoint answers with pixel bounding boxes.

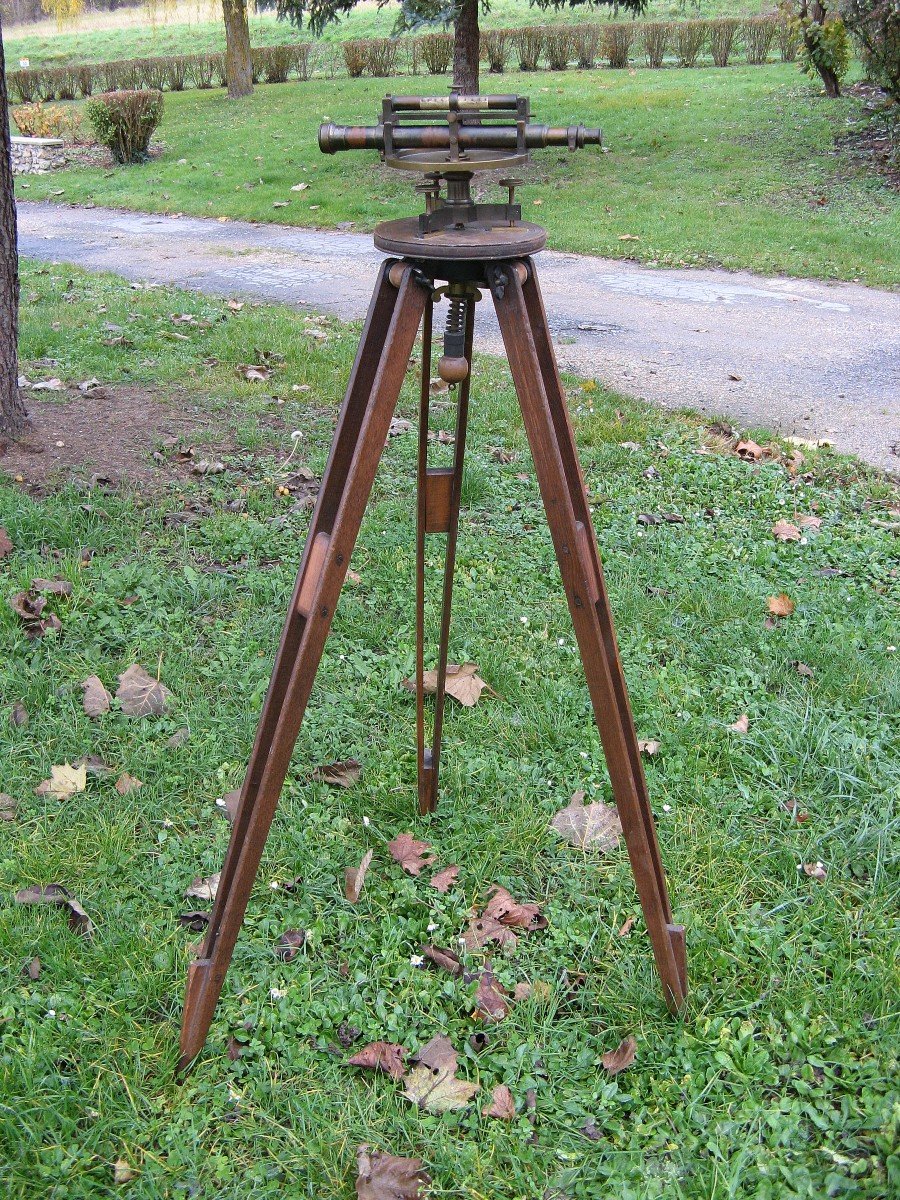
[178,253,687,1071]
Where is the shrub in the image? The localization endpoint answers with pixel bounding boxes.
[743,15,778,62]
[252,44,294,83]
[12,101,83,142]
[603,22,636,67]
[293,43,313,81]
[187,53,217,89]
[676,19,709,66]
[482,28,512,72]
[515,25,545,70]
[642,21,672,67]
[366,38,399,76]
[211,52,228,88]
[8,70,39,103]
[841,0,900,97]
[166,54,190,91]
[420,31,453,73]
[74,64,95,97]
[342,39,368,78]
[571,23,601,67]
[86,89,164,164]
[545,27,574,69]
[776,8,803,59]
[708,17,741,65]
[794,6,851,93]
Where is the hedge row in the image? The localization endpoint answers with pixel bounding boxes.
[6,17,799,102]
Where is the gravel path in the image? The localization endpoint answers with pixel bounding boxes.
[17,201,900,473]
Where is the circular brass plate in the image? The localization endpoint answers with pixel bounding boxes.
[374,218,547,261]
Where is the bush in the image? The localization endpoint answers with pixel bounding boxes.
[708,18,741,65]
[366,38,399,76]
[482,28,512,72]
[252,44,294,83]
[842,0,900,97]
[604,22,636,68]
[293,43,313,81]
[545,27,574,69]
[776,8,803,59]
[795,8,851,92]
[74,64,95,97]
[743,15,778,62]
[571,23,601,67]
[187,53,216,89]
[86,89,164,164]
[642,21,672,67]
[515,25,545,70]
[8,70,39,103]
[676,19,709,66]
[12,101,84,142]
[342,39,368,78]
[420,31,453,73]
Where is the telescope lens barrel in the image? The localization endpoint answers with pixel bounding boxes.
[318,123,601,155]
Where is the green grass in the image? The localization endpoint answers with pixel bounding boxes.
[5,0,775,68]
[16,65,900,287]
[0,262,898,1198]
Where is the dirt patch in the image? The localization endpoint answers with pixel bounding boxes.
[0,383,223,492]
[839,85,900,193]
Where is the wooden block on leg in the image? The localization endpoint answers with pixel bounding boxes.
[666,923,688,1008]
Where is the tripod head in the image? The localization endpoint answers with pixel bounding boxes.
[319,93,601,238]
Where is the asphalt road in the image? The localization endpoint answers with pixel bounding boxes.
[17,201,900,472]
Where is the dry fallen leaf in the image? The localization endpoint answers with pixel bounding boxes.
[617,915,636,937]
[113,1158,137,1185]
[798,514,822,530]
[23,955,41,980]
[0,793,17,822]
[184,872,220,902]
[483,1083,516,1120]
[116,664,172,717]
[35,763,87,801]
[388,833,436,876]
[81,674,112,719]
[403,1035,479,1112]
[729,714,750,734]
[429,865,459,893]
[421,944,463,976]
[782,799,809,824]
[15,883,94,937]
[275,929,306,961]
[803,861,827,881]
[637,739,661,756]
[345,849,373,904]
[462,913,518,952]
[237,363,271,382]
[355,1145,430,1200]
[767,594,795,619]
[0,527,12,557]
[618,233,640,242]
[115,773,143,795]
[772,520,802,542]
[8,589,62,639]
[551,791,622,851]
[9,701,28,727]
[794,661,815,679]
[402,662,495,707]
[474,965,511,1022]
[735,439,765,461]
[484,885,546,931]
[602,1035,637,1076]
[346,1040,408,1082]
[216,788,242,823]
[312,758,361,788]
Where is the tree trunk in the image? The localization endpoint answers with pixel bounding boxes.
[0,19,28,442]
[452,0,480,96]
[222,0,253,99]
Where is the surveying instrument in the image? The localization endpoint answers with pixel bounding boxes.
[179,94,687,1069]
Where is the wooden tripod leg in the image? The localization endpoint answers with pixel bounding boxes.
[415,294,475,814]
[179,261,428,1070]
[491,259,687,1012]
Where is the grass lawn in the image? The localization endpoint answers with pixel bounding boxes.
[0,262,898,1197]
[16,66,899,288]
[5,0,775,67]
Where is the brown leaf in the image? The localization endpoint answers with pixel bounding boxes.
[551,791,622,851]
[637,739,661,756]
[35,763,87,800]
[767,594,795,618]
[0,793,17,821]
[462,913,517,951]
[237,363,272,382]
[601,1035,637,1076]
[23,955,41,980]
[581,1119,602,1141]
[388,833,436,876]
[781,799,809,824]
[347,1041,408,1082]
[421,945,462,976]
[474,966,511,1021]
[803,861,827,881]
[74,753,113,778]
[728,714,750,734]
[81,674,112,719]
[15,883,93,937]
[217,788,241,823]
[355,1145,430,1200]
[403,1036,479,1112]
[772,520,802,542]
[402,662,494,707]
[226,1036,243,1061]
[0,527,12,557]
[8,589,61,638]
[115,773,142,795]
[735,439,764,461]
[484,885,546,931]
[794,661,815,679]
[429,865,459,893]
[9,701,28,727]
[32,578,72,596]
[275,929,306,961]
[617,915,636,937]
[311,758,361,788]
[116,664,172,717]
[177,910,210,931]
[482,1084,516,1120]
[345,849,373,904]
[184,872,220,902]
[113,1158,137,1185]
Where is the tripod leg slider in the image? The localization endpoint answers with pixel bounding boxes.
[424,467,454,533]
[665,923,688,1007]
[296,532,331,617]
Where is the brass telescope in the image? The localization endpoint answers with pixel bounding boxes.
[318,121,602,156]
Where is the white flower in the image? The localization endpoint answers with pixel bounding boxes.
[363,816,370,827]
[427,922,438,932]
[662,804,672,813]
[520,616,529,625]
[410,954,424,967]
[162,818,174,828]
[45,1010,56,1019]
[557,638,565,646]
[269,987,286,1000]
[269,880,280,890]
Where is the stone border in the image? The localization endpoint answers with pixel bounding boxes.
[11,136,68,175]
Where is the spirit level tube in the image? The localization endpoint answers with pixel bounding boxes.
[318,123,601,155]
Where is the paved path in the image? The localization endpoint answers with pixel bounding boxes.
[17,202,900,472]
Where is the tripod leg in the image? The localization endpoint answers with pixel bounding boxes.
[491,259,687,1012]
[415,292,475,814]
[179,261,428,1070]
